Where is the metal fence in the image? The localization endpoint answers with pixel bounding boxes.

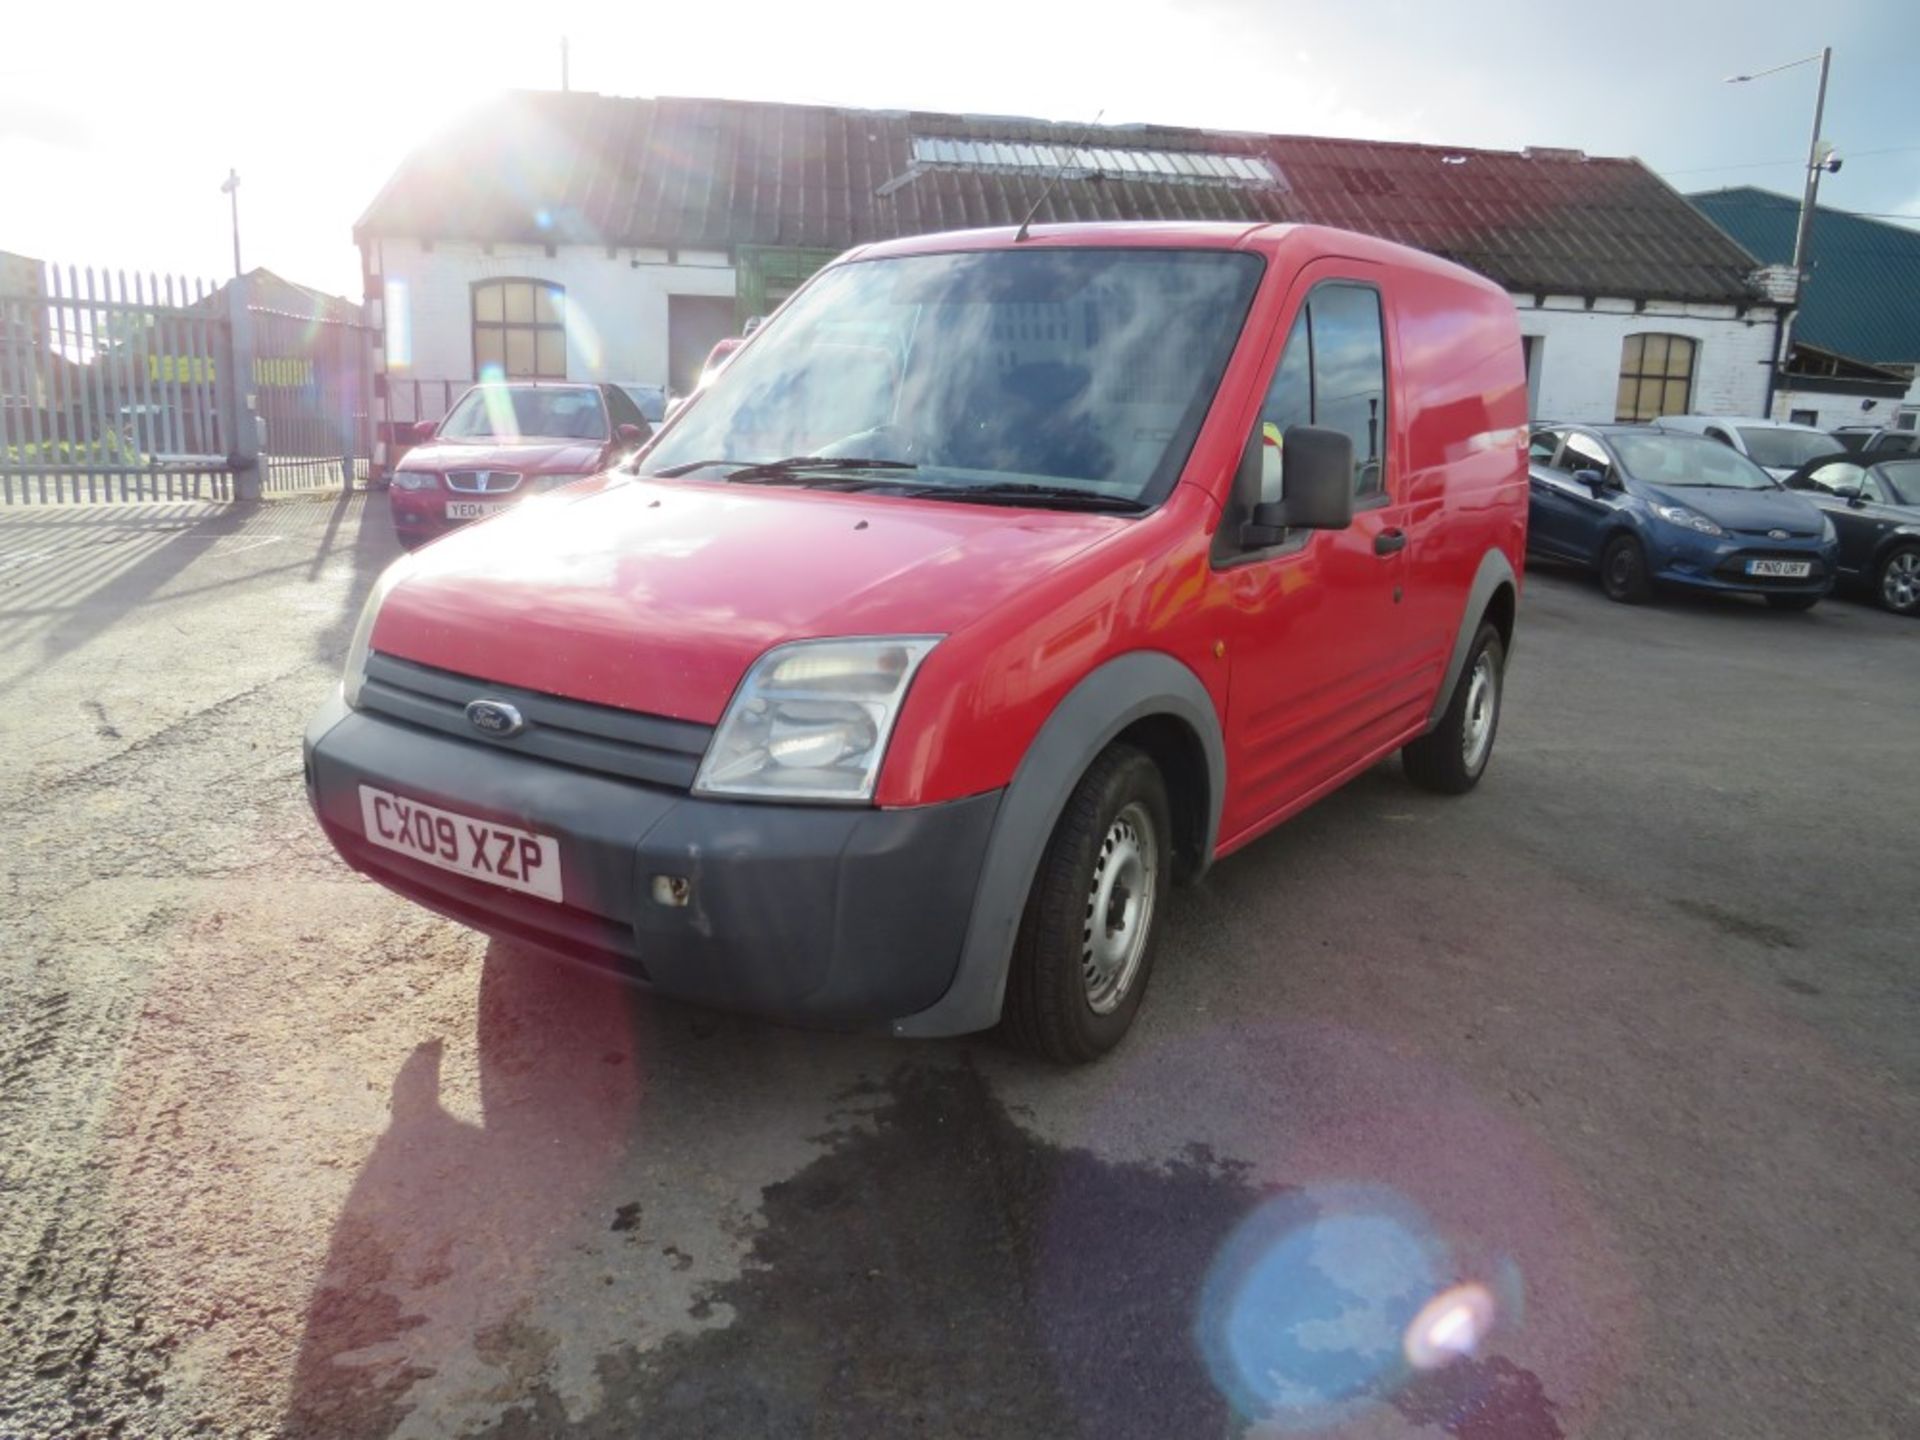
[1,265,235,503]
[373,376,470,479]
[1,259,375,505]
[250,304,375,494]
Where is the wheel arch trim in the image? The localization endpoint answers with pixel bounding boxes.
[1426,548,1519,730]
[890,650,1224,1037]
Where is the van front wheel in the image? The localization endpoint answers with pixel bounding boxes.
[1403,623,1505,795]
[1001,744,1171,1064]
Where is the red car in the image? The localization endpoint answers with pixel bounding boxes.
[308,222,1527,1062]
[388,381,653,547]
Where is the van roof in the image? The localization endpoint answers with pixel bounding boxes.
[843,221,1506,297]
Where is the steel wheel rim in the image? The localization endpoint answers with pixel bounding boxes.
[1884,552,1920,611]
[1082,801,1157,1015]
[1462,651,1498,772]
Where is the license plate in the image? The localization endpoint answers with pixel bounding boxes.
[357,785,563,902]
[446,500,511,520]
[1747,559,1811,578]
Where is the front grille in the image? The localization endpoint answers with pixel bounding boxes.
[358,653,712,789]
[445,469,523,494]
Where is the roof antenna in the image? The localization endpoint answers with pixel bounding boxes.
[1015,109,1104,242]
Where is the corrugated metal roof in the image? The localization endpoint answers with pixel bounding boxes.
[357,92,1763,305]
[1689,186,1920,366]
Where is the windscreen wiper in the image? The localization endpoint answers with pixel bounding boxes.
[900,481,1148,513]
[650,456,918,482]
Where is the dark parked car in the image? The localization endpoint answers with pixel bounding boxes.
[1781,453,1920,616]
[1831,425,1920,458]
[1527,424,1838,608]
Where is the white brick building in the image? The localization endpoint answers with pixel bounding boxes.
[357,93,1781,460]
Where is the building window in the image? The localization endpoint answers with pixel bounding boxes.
[472,279,566,379]
[1616,334,1695,422]
[1789,408,1819,426]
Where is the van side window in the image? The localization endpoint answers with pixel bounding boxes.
[1257,312,1312,503]
[1256,284,1388,503]
[1309,286,1388,497]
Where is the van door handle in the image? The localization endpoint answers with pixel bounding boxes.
[1374,528,1407,557]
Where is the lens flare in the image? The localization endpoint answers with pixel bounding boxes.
[1195,1185,1446,1430]
[566,299,604,375]
[384,278,412,369]
[1404,1282,1496,1370]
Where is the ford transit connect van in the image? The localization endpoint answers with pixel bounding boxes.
[306,223,1528,1063]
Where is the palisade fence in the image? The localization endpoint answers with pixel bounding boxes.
[0,259,373,505]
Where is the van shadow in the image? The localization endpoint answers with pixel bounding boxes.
[281,928,1567,1440]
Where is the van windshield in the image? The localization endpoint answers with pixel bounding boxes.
[644,248,1264,506]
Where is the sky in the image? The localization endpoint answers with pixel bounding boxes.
[3,0,1916,299]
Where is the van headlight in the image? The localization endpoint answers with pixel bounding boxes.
[341,554,416,708]
[693,637,941,802]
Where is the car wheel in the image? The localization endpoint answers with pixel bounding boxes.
[1001,744,1171,1064]
[1598,534,1653,603]
[1764,593,1820,612]
[1876,545,1920,616]
[1403,622,1506,795]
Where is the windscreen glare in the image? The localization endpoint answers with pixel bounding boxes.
[645,248,1265,502]
[1737,427,1834,471]
[440,386,610,442]
[1614,433,1778,490]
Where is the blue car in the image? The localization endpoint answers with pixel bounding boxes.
[1526,424,1839,608]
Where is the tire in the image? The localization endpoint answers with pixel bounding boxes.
[1598,533,1653,604]
[1001,744,1171,1064]
[1875,544,1920,616]
[1403,623,1505,796]
[1764,593,1820,612]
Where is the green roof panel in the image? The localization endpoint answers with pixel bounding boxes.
[1690,186,1920,366]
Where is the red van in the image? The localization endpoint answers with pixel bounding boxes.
[306,223,1526,1062]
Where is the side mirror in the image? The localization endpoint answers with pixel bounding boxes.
[1240,425,1355,548]
[1572,467,1612,491]
[409,420,437,443]
[616,422,650,448]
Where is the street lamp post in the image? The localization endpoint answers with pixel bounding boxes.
[1726,47,1836,419]
[221,168,243,278]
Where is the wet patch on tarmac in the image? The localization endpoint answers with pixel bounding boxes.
[457,1061,1561,1440]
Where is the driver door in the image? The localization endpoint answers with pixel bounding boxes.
[1541,430,1625,564]
[1215,266,1418,846]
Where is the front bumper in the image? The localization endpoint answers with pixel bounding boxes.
[304,693,1001,1028]
[1646,531,1837,597]
[388,488,529,542]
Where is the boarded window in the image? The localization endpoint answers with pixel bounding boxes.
[1616,333,1695,422]
[472,279,566,380]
